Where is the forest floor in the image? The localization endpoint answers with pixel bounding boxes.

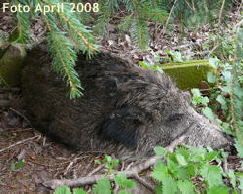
[0,4,243,193]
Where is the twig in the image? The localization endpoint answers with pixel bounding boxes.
[207,43,220,57]
[0,128,33,134]
[43,136,185,189]
[160,0,178,37]
[0,87,20,92]
[218,0,226,25]
[9,108,32,127]
[125,162,134,171]
[113,184,119,194]
[63,161,75,176]
[235,19,243,28]
[120,161,125,171]
[0,135,40,153]
[87,164,105,176]
[134,174,154,191]
[222,158,228,173]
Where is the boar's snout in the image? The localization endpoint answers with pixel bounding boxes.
[182,107,229,149]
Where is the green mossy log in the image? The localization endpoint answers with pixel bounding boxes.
[161,60,217,90]
[0,44,26,86]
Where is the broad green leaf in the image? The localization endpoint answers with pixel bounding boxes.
[227,169,236,188]
[220,149,229,159]
[233,83,243,98]
[221,122,234,135]
[222,71,232,83]
[154,147,166,156]
[191,88,201,97]
[186,146,207,162]
[175,147,190,160]
[114,173,136,189]
[95,160,101,164]
[207,72,216,83]
[216,95,227,110]
[54,185,71,194]
[234,140,243,158]
[202,107,215,121]
[155,185,163,194]
[162,176,177,194]
[204,151,219,162]
[239,175,243,190]
[200,165,223,188]
[209,57,219,68]
[118,190,129,194]
[191,89,209,106]
[93,178,111,194]
[175,167,192,180]
[219,85,231,93]
[207,185,229,194]
[151,161,168,182]
[177,180,195,194]
[173,51,183,62]
[73,188,86,194]
[104,156,112,163]
[175,153,188,166]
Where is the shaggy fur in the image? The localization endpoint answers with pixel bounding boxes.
[21,45,229,160]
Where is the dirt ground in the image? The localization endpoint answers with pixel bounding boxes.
[0,89,103,192]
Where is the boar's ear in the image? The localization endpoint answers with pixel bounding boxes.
[100,107,145,148]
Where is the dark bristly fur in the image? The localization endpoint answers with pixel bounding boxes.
[21,44,229,160]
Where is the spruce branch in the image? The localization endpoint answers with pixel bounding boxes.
[42,13,83,98]
[14,0,30,43]
[39,0,97,55]
[34,0,98,97]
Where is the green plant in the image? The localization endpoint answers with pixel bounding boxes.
[190,88,209,106]
[54,173,136,194]
[54,158,136,194]
[10,159,25,171]
[164,50,187,62]
[203,26,237,60]
[54,185,86,194]
[151,146,243,193]
[192,25,243,157]
[92,173,136,194]
[95,155,119,174]
[139,61,164,73]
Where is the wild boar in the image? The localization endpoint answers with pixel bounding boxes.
[21,44,229,160]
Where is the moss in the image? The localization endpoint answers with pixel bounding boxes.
[0,44,26,87]
[161,59,217,90]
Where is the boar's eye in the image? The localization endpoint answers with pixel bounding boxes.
[167,113,184,123]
